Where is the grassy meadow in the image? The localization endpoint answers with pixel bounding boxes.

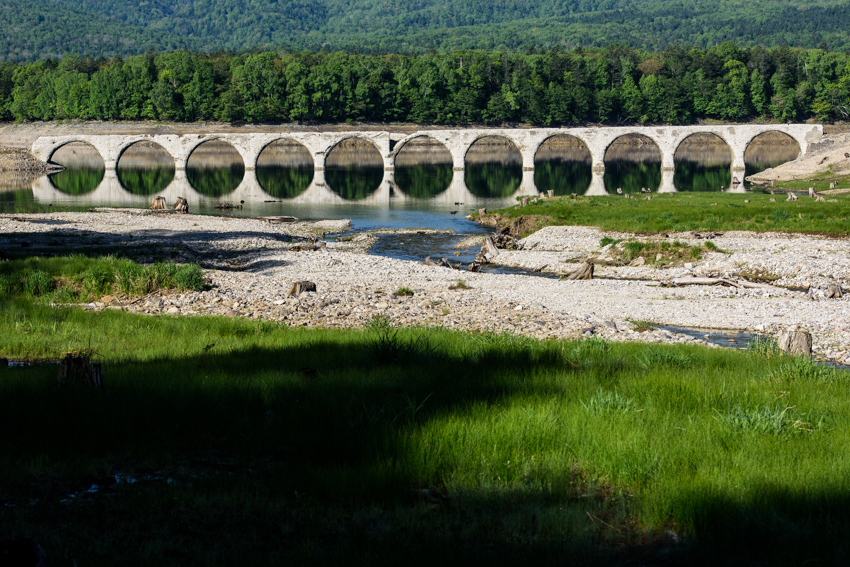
[486,190,850,236]
[2,298,850,565]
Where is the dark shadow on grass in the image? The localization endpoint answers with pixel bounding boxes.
[0,309,848,564]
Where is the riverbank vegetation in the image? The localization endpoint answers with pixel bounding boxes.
[1,298,849,564]
[486,191,850,236]
[0,255,205,302]
[5,43,850,125]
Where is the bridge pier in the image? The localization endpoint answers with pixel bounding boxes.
[658,169,677,193]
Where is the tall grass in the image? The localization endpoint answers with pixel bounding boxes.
[0,255,205,301]
[1,301,850,564]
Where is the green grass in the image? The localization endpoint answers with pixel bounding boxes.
[394,286,415,296]
[0,255,206,302]
[1,300,850,565]
[486,192,850,235]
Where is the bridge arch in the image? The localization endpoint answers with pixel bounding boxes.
[391,133,453,162]
[673,132,733,192]
[320,135,385,170]
[743,130,801,178]
[463,134,522,166]
[46,140,106,168]
[255,137,315,170]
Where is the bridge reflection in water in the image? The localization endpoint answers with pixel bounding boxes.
[31,168,545,209]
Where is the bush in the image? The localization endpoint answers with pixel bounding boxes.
[173,264,206,291]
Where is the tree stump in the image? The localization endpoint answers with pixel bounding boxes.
[816,195,825,202]
[808,187,815,198]
[478,208,487,216]
[521,197,529,206]
[483,236,500,258]
[174,196,189,213]
[57,352,103,389]
[288,281,317,295]
[826,283,843,299]
[830,182,836,189]
[547,190,554,198]
[564,261,594,280]
[770,180,775,187]
[777,329,812,357]
[149,196,167,210]
[616,188,623,195]
[786,193,798,201]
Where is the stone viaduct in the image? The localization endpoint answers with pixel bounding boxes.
[31,124,822,197]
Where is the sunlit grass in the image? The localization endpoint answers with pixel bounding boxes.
[489,192,850,235]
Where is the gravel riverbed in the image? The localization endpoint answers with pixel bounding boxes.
[2,210,849,364]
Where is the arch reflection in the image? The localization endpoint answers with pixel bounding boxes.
[395,136,453,199]
[673,133,732,191]
[465,136,522,198]
[604,134,661,193]
[325,138,383,200]
[534,135,592,195]
[745,131,801,179]
[186,139,245,196]
[116,141,175,195]
[256,139,314,199]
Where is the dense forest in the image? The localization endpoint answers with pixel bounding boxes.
[7,0,850,61]
[4,44,849,125]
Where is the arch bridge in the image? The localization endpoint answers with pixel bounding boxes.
[32,124,821,193]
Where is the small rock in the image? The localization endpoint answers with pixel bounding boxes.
[226,310,239,317]
[101,295,116,304]
[167,307,180,314]
[375,302,389,310]
[684,262,694,269]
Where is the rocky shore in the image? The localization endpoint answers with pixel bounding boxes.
[2,210,848,365]
[0,146,61,174]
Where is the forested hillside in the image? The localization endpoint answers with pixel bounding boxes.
[6,0,850,61]
[3,45,849,125]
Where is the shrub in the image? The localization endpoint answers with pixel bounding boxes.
[173,264,206,291]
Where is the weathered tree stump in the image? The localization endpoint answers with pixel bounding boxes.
[830,182,836,189]
[547,190,554,198]
[816,195,825,202]
[826,283,843,299]
[616,188,623,195]
[564,261,594,280]
[149,196,167,210]
[478,208,487,216]
[770,180,776,187]
[520,197,529,206]
[777,329,812,357]
[786,192,798,201]
[645,195,652,200]
[174,196,189,213]
[808,187,815,198]
[57,352,103,389]
[288,281,317,295]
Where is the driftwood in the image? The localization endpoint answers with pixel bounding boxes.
[174,196,189,213]
[289,241,327,252]
[57,352,103,389]
[422,256,461,269]
[777,329,812,357]
[149,196,167,210]
[670,276,782,291]
[563,261,594,280]
[826,283,844,299]
[288,281,317,295]
[258,216,297,224]
[214,202,241,210]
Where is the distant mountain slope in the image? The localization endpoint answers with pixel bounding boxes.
[9,0,850,60]
[0,0,193,61]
